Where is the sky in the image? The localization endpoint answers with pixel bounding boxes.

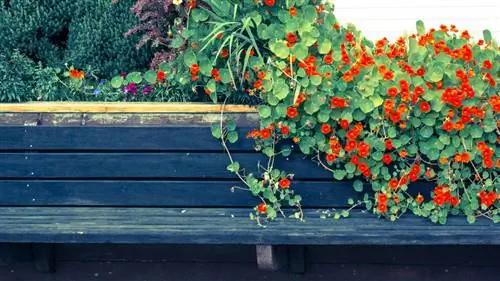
[330,0,500,42]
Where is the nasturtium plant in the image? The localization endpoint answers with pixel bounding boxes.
[173,0,499,224]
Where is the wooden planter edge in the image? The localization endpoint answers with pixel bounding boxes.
[0,102,256,113]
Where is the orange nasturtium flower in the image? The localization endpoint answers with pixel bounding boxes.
[69,69,85,79]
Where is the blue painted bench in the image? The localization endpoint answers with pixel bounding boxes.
[0,109,498,273]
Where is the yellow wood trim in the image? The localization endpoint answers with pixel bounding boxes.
[0,102,257,113]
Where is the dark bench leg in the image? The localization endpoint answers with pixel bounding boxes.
[32,244,56,273]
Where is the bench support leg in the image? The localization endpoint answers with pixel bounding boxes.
[288,245,306,274]
[32,244,56,273]
[256,245,287,271]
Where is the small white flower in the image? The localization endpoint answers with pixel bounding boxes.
[173,0,183,6]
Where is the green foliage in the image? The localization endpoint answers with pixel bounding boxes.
[0,50,36,102]
[0,0,151,78]
[174,0,499,223]
[65,0,152,77]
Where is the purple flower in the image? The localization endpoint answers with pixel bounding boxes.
[143,85,153,95]
[124,83,138,95]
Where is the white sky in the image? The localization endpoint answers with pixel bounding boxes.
[330,0,500,42]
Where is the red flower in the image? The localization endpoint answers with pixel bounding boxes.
[378,193,388,203]
[409,172,418,182]
[330,97,348,108]
[479,191,497,207]
[324,55,333,64]
[377,203,387,213]
[357,162,369,173]
[389,179,399,189]
[286,33,298,44]
[257,71,266,79]
[287,107,298,119]
[483,60,492,69]
[358,142,370,158]
[442,121,453,132]
[346,128,360,140]
[257,203,267,214]
[326,154,336,163]
[350,155,359,164]
[69,69,85,79]
[382,154,392,165]
[419,101,431,112]
[264,0,275,6]
[190,64,200,75]
[450,196,459,206]
[345,32,354,42]
[281,126,289,135]
[383,71,394,80]
[387,87,398,98]
[211,68,221,81]
[389,111,401,123]
[433,196,445,206]
[279,178,291,189]
[416,194,424,204]
[345,140,357,153]
[321,124,331,134]
[385,139,394,150]
[253,80,263,90]
[339,119,349,129]
[416,68,425,77]
[289,7,297,16]
[157,71,166,81]
[260,128,271,140]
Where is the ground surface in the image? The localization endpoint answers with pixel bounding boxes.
[1,245,498,281]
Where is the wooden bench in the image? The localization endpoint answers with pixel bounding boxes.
[0,104,498,273]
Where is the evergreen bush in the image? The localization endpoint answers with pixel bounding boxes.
[0,0,151,78]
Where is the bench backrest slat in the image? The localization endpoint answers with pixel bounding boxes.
[0,113,435,210]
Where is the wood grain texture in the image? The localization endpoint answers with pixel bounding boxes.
[0,180,434,208]
[0,208,497,245]
[256,245,287,271]
[0,112,259,126]
[0,152,333,179]
[0,126,256,151]
[0,103,256,113]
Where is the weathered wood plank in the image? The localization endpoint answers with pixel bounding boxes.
[0,180,434,208]
[0,208,496,245]
[0,102,256,113]
[0,127,256,151]
[0,152,333,179]
[0,112,259,126]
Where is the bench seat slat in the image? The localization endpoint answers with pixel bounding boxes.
[0,207,497,245]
